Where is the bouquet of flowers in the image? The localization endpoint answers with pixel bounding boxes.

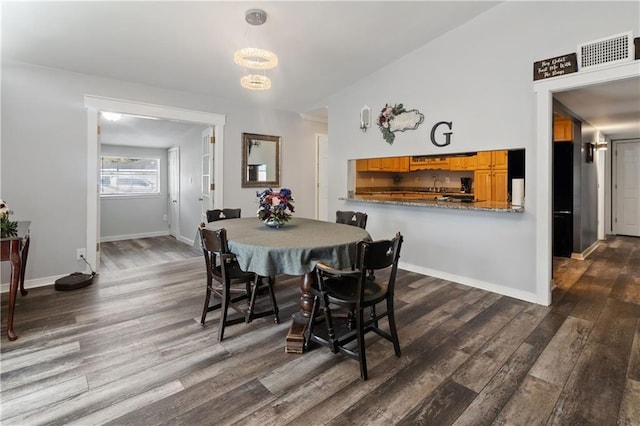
[377,103,406,144]
[1,199,18,238]
[257,188,294,227]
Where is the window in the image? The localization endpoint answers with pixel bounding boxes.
[100,156,160,195]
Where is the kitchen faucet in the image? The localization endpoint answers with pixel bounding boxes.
[432,174,442,192]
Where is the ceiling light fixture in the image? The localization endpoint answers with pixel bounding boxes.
[234,47,278,70]
[240,74,272,91]
[234,9,278,91]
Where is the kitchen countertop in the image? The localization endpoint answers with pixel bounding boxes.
[341,195,524,213]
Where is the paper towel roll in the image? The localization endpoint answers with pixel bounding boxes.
[512,179,524,206]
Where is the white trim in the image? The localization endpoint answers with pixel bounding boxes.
[299,113,328,124]
[399,262,539,305]
[1,275,65,294]
[533,61,640,306]
[84,95,226,273]
[100,230,170,243]
[570,240,600,260]
[167,146,180,239]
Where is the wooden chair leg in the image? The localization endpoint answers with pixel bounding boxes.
[246,275,260,323]
[321,293,337,353]
[387,301,401,357]
[267,276,279,324]
[356,308,368,381]
[218,284,231,341]
[304,295,319,351]
[201,285,212,325]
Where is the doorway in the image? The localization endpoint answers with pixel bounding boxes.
[614,140,640,237]
[84,95,226,273]
[534,61,640,305]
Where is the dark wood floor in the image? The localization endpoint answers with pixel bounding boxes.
[1,235,639,425]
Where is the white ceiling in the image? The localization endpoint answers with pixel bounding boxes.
[554,76,640,141]
[1,1,499,116]
[3,1,639,140]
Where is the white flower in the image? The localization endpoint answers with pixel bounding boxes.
[0,200,8,215]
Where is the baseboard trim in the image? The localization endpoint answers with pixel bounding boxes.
[398,261,540,305]
[101,230,170,243]
[1,274,65,294]
[570,240,600,260]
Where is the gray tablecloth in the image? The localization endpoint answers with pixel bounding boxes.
[206,217,370,277]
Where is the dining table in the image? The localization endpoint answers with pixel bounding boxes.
[205,216,370,353]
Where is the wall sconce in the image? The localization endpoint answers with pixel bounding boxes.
[360,105,371,132]
[585,142,594,163]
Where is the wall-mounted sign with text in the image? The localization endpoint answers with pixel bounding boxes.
[533,53,577,81]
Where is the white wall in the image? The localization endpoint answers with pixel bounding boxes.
[323,1,639,302]
[100,145,169,241]
[1,61,326,285]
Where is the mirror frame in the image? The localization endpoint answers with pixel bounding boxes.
[241,132,281,188]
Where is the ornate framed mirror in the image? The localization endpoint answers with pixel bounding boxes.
[241,133,281,188]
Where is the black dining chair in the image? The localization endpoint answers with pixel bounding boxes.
[198,223,279,341]
[336,210,368,229]
[305,232,403,380]
[206,208,241,222]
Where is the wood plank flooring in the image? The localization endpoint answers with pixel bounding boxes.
[1,235,639,425]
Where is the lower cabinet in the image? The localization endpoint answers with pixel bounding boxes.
[474,169,507,202]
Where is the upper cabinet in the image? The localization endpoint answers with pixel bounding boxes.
[358,156,409,172]
[449,155,477,171]
[409,156,449,171]
[553,116,573,142]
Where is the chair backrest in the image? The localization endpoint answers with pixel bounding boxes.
[206,208,241,222]
[356,232,403,297]
[336,210,368,229]
[198,223,231,273]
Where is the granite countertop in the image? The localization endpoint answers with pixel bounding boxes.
[356,187,474,198]
[341,195,524,213]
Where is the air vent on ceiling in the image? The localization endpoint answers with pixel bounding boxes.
[577,31,633,70]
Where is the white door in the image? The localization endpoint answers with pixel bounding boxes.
[615,140,640,236]
[316,134,329,221]
[201,127,215,223]
[168,147,180,238]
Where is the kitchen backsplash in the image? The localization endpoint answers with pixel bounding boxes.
[355,169,474,191]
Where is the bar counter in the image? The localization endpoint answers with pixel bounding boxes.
[340,195,524,213]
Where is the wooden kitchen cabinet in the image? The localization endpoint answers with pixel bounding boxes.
[449,155,477,171]
[359,156,409,172]
[474,150,508,202]
[553,116,573,142]
[476,150,507,170]
[384,156,409,172]
[409,156,449,171]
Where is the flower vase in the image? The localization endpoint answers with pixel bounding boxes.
[264,218,283,228]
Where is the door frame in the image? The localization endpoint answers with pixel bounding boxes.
[613,139,640,236]
[315,133,328,221]
[84,95,225,272]
[533,61,640,305]
[167,146,180,238]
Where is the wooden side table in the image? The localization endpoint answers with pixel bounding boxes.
[1,221,31,341]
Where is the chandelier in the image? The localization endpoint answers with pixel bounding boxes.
[234,9,278,91]
[240,74,272,91]
[234,48,278,70]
